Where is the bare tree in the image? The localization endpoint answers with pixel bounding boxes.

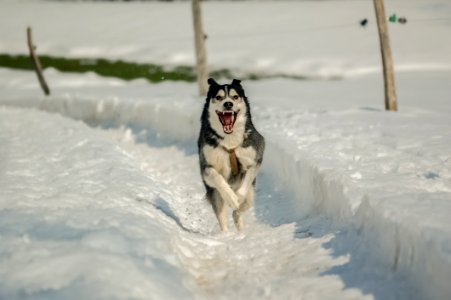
[192,0,208,96]
[27,27,50,96]
[373,0,397,111]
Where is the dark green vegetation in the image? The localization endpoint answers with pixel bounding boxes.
[0,54,236,83]
[0,54,316,82]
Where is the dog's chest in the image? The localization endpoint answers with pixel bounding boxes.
[203,145,256,178]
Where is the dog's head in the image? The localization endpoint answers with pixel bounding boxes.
[206,78,248,135]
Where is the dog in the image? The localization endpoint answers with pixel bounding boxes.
[198,78,265,232]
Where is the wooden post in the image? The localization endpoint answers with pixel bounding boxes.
[373,0,397,111]
[192,0,208,96]
[27,27,50,96]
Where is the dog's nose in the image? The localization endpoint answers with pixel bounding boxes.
[223,101,233,110]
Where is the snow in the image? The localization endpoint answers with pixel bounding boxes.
[1,0,451,299]
[1,67,450,299]
[1,0,451,79]
[0,108,195,300]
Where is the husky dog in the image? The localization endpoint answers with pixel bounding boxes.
[198,78,265,232]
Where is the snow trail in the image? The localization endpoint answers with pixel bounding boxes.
[104,127,373,300]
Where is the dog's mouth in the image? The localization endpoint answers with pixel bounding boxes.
[216,110,239,134]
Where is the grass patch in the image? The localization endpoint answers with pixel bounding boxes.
[0,53,197,82]
[0,54,238,83]
[0,53,317,83]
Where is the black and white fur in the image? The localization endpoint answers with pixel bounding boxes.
[198,78,265,232]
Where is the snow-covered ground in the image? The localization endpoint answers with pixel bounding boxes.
[1,67,450,299]
[1,1,451,299]
[1,0,451,78]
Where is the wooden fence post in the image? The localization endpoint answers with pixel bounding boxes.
[27,27,50,96]
[192,0,208,96]
[373,0,397,111]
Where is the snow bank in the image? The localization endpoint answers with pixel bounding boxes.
[0,107,199,299]
[0,69,200,149]
[261,110,451,299]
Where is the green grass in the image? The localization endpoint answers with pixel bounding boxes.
[0,53,315,83]
[0,54,237,83]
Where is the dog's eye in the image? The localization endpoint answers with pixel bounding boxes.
[215,95,223,101]
[232,95,239,100]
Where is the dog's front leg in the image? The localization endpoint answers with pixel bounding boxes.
[236,165,258,201]
[203,167,240,209]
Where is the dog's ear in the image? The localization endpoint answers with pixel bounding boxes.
[231,79,242,86]
[231,79,245,98]
[207,78,219,86]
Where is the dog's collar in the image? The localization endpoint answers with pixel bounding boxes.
[221,146,240,176]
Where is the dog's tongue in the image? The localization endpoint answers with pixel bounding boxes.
[219,112,234,134]
[221,112,233,125]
